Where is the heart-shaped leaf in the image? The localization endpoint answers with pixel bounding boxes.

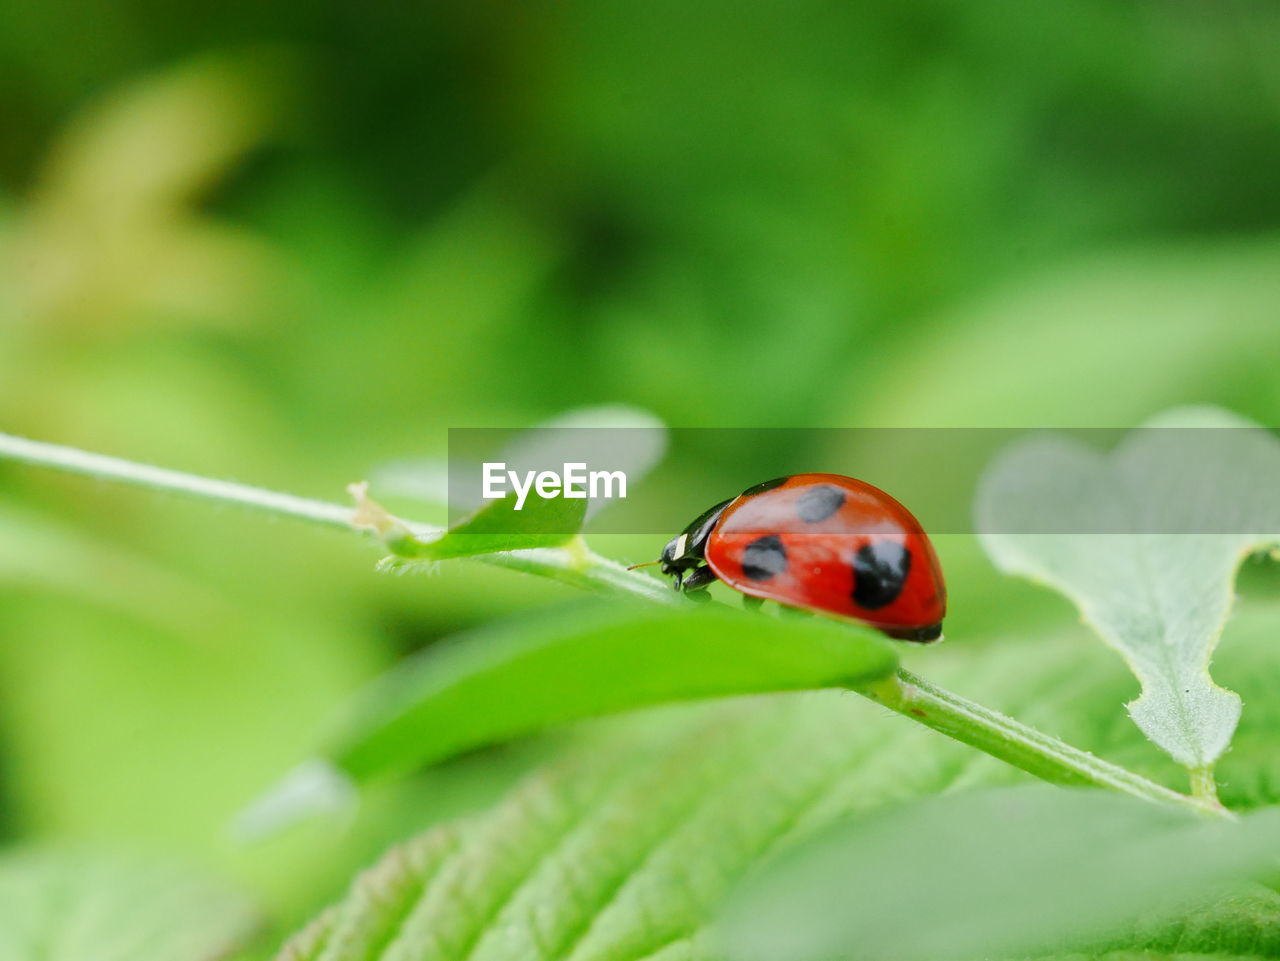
[0,848,258,961]
[976,407,1280,773]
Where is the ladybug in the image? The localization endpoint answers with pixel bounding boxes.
[635,474,946,642]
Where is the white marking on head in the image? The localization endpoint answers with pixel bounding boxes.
[674,533,689,558]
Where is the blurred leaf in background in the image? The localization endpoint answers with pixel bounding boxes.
[719,786,1280,961]
[3,52,291,333]
[0,848,258,960]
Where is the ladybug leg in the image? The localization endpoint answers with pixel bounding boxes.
[742,594,764,612]
[680,564,719,598]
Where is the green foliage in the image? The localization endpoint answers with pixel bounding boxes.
[313,601,893,782]
[977,408,1280,774]
[374,404,667,514]
[720,787,1280,961]
[275,694,977,961]
[1049,887,1280,961]
[3,415,1277,960]
[273,617,1280,961]
[0,848,258,961]
[2,3,1279,957]
[841,243,1280,431]
[387,491,588,560]
[4,412,1278,958]
[371,404,667,559]
[239,600,897,837]
[0,503,223,633]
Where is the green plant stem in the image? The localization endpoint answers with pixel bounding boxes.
[0,431,1224,818]
[1189,766,1222,805]
[483,540,678,605]
[866,671,1227,818]
[0,433,356,529]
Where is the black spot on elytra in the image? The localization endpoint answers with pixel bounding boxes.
[795,484,846,523]
[742,534,787,581]
[852,540,911,609]
[741,477,788,497]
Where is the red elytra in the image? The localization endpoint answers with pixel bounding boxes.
[644,473,946,642]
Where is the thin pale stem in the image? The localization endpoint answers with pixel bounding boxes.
[1189,766,1222,805]
[482,542,679,605]
[0,433,678,605]
[0,431,1222,816]
[0,432,356,529]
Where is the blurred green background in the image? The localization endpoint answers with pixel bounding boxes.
[2,0,1279,944]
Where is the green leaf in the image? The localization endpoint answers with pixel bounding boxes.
[241,601,898,835]
[976,407,1280,772]
[1050,885,1280,961]
[374,404,667,516]
[330,601,896,780]
[390,490,588,560]
[0,848,258,961]
[838,241,1280,430]
[718,786,1280,961]
[274,691,991,961]
[272,611,1280,961]
[498,404,667,523]
[0,503,227,635]
[12,53,289,330]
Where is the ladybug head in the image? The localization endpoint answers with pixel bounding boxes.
[658,496,735,575]
[627,531,699,584]
[630,506,726,577]
[629,496,734,579]
[659,532,694,575]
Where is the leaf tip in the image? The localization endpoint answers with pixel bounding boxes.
[231,760,357,843]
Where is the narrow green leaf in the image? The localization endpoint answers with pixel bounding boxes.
[718,786,1280,961]
[976,407,1280,771]
[327,600,896,781]
[0,848,258,961]
[239,600,896,836]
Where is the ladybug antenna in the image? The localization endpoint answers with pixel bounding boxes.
[627,559,663,571]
